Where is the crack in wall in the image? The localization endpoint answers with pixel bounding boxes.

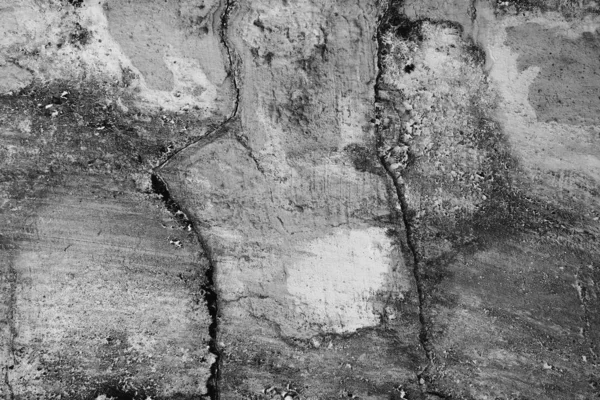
[219,0,266,175]
[133,0,243,398]
[376,158,432,358]
[150,173,221,399]
[468,0,478,23]
[374,2,448,398]
[574,267,599,362]
[2,258,16,400]
[157,1,241,171]
[149,1,244,399]
[220,0,240,122]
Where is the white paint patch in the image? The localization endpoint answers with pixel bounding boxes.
[286,227,394,333]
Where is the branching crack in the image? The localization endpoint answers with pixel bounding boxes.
[150,1,244,399]
[157,0,242,172]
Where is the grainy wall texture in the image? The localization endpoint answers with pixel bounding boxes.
[1,0,599,399]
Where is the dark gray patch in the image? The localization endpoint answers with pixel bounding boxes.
[69,23,92,47]
[506,23,600,125]
[344,143,386,176]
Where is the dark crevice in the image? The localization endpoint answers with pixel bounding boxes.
[150,173,220,400]
[66,0,84,7]
[149,2,244,399]
[376,156,433,360]
[468,0,477,23]
[235,133,266,174]
[374,1,449,398]
[3,260,16,400]
[375,0,432,360]
[220,0,241,121]
[574,266,599,362]
[156,0,241,172]
[220,0,265,174]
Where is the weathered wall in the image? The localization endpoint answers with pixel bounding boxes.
[163,1,426,397]
[376,1,600,399]
[1,0,600,399]
[0,0,231,397]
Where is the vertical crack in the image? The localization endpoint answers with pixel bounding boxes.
[574,266,599,362]
[220,0,265,174]
[2,259,16,400]
[468,0,478,23]
[157,0,242,171]
[374,2,446,398]
[375,150,435,365]
[376,159,433,360]
[150,173,221,400]
[149,2,244,399]
[220,0,240,121]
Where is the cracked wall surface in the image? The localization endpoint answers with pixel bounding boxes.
[1,0,600,399]
[0,0,232,398]
[162,1,426,397]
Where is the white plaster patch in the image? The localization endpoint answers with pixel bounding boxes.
[0,1,226,113]
[286,227,394,333]
[77,2,221,112]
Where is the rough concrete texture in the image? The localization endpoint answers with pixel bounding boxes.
[377,1,600,399]
[1,0,600,399]
[162,2,425,396]
[0,81,218,398]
